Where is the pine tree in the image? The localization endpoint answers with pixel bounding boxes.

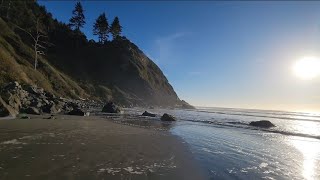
[93,13,109,44]
[110,16,122,40]
[69,2,85,31]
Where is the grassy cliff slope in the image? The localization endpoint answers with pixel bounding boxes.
[0,1,190,108]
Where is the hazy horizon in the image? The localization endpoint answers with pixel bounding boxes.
[39,1,320,113]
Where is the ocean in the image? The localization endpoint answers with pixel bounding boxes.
[123,107,320,180]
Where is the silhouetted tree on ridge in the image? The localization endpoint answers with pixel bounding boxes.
[110,16,122,40]
[69,2,85,31]
[93,12,109,44]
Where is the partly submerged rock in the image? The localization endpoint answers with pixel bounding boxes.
[249,120,275,128]
[102,102,121,113]
[142,111,156,117]
[161,113,176,121]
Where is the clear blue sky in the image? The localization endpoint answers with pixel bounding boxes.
[39,1,320,112]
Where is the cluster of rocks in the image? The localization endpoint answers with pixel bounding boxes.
[141,111,176,121]
[0,82,91,117]
[0,82,179,123]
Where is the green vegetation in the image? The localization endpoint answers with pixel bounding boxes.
[0,0,187,107]
[69,2,85,31]
[110,17,122,40]
[93,13,109,44]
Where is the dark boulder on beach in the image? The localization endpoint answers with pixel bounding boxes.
[20,115,30,119]
[142,111,156,117]
[68,108,88,116]
[161,113,176,121]
[102,102,121,113]
[249,120,275,128]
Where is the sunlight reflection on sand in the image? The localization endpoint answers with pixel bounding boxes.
[289,136,320,180]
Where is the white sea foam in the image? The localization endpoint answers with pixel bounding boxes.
[259,162,268,168]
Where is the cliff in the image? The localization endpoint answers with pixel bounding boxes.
[0,1,193,108]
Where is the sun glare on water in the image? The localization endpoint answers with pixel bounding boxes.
[293,57,320,80]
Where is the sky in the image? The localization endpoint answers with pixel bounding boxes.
[38,1,320,113]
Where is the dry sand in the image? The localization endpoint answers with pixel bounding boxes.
[0,115,206,180]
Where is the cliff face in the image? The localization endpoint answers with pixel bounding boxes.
[0,2,190,108]
[46,36,182,107]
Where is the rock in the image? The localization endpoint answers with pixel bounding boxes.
[41,104,60,114]
[142,111,156,117]
[20,107,40,115]
[24,85,45,95]
[0,81,28,112]
[44,92,56,100]
[249,120,275,128]
[45,115,56,120]
[102,102,121,113]
[68,108,88,116]
[30,99,43,108]
[2,81,22,91]
[0,97,18,117]
[62,101,80,112]
[161,113,176,121]
[2,93,22,111]
[46,117,55,119]
[20,115,30,119]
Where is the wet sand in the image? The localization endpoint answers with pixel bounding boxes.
[0,115,206,180]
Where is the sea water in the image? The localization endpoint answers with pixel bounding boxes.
[126,107,320,180]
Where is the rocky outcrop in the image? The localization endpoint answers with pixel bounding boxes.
[42,104,60,114]
[142,111,156,117]
[0,96,18,117]
[249,120,275,128]
[161,113,176,121]
[102,102,121,113]
[0,82,90,116]
[20,107,40,115]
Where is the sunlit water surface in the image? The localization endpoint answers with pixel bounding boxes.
[125,107,320,180]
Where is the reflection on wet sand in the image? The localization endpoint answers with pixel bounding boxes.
[105,114,175,130]
[290,137,320,180]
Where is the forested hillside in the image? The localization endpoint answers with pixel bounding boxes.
[0,0,193,108]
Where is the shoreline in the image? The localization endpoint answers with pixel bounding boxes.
[0,114,206,180]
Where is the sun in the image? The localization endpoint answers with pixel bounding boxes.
[293,56,320,80]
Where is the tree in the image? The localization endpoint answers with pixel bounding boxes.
[93,12,109,44]
[110,16,122,40]
[69,2,85,31]
[15,18,49,70]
